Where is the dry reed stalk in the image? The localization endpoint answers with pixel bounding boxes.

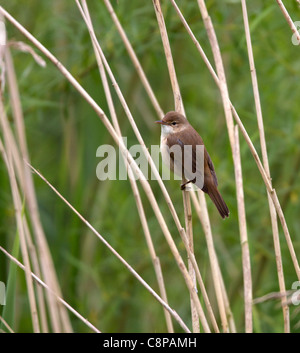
[240,0,289,332]
[22,211,49,332]
[0,116,113,334]
[25,162,191,333]
[196,0,253,333]
[191,189,232,331]
[230,104,300,282]
[0,315,14,333]
[76,0,210,331]
[233,127,252,332]
[103,0,164,119]
[80,0,174,333]
[168,0,300,284]
[0,146,40,334]
[152,0,185,115]
[216,260,236,333]
[253,290,295,305]
[183,235,220,332]
[152,0,201,331]
[196,0,234,143]
[169,0,236,332]
[4,46,72,333]
[0,43,40,331]
[0,99,49,332]
[275,0,300,44]
[192,190,236,332]
[183,191,200,332]
[0,246,101,333]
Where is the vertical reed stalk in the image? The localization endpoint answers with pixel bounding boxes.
[152,0,201,331]
[170,0,300,298]
[196,0,241,332]
[4,46,72,333]
[275,0,300,43]
[80,0,174,333]
[240,0,289,331]
[103,0,164,119]
[0,96,40,332]
[233,126,252,332]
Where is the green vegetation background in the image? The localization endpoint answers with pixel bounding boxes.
[0,0,300,332]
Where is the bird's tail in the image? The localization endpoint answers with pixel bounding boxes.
[207,186,229,219]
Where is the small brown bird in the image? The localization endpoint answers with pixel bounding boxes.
[156,111,229,218]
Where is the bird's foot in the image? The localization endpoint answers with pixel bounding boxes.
[180,178,196,191]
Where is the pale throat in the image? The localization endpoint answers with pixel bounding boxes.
[160,124,173,138]
[160,124,186,139]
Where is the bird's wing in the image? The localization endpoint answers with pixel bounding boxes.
[166,132,204,189]
[165,134,184,177]
[204,149,218,187]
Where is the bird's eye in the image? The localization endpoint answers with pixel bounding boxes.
[171,122,177,125]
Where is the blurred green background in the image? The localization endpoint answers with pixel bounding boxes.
[0,0,300,332]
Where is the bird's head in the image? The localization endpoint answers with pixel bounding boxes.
[155,111,188,134]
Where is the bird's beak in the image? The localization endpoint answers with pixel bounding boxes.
[155,120,166,125]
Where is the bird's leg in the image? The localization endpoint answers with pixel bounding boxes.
[180,178,196,190]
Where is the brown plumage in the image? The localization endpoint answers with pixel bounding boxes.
[156,111,229,219]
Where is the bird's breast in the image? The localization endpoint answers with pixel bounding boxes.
[160,134,176,173]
